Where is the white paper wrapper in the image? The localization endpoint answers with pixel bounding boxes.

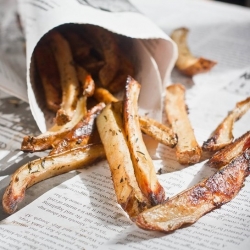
[16,0,177,134]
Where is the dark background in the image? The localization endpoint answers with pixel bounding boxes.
[217,0,250,6]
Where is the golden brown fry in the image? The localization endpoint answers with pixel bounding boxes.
[206,131,250,168]
[34,40,61,112]
[202,97,250,152]
[49,102,105,155]
[96,102,150,218]
[3,144,106,214]
[165,84,201,165]
[139,116,177,148]
[21,96,87,152]
[135,147,250,232]
[48,30,80,125]
[93,87,177,148]
[124,76,165,206]
[171,27,216,76]
[94,87,119,104]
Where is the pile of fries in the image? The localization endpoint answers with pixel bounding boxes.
[2,25,250,234]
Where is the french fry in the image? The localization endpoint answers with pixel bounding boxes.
[34,40,62,112]
[206,131,250,168]
[48,30,80,125]
[21,96,87,152]
[171,27,216,76]
[93,87,177,148]
[96,102,150,218]
[165,83,201,165]
[135,147,250,232]
[202,96,250,152]
[124,76,165,205]
[49,102,105,155]
[139,116,177,148]
[3,144,106,214]
[94,87,119,104]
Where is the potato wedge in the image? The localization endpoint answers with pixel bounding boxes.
[206,131,250,168]
[94,87,119,104]
[93,87,177,148]
[165,84,201,165]
[49,102,105,155]
[3,143,106,214]
[97,102,150,218]
[124,76,165,205]
[171,27,216,76]
[202,97,250,152]
[48,30,80,125]
[135,147,250,232]
[139,116,177,148]
[21,96,87,152]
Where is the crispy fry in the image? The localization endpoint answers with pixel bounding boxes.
[96,102,150,218]
[34,40,62,112]
[171,27,216,76]
[135,147,250,232]
[49,102,105,155]
[202,97,250,152]
[93,87,177,148]
[124,76,165,205]
[3,144,106,214]
[206,131,250,168]
[165,84,201,165]
[48,30,80,125]
[139,116,177,148]
[21,96,87,152]
[94,87,119,104]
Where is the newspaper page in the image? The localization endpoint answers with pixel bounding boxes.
[0,0,250,250]
[16,0,177,133]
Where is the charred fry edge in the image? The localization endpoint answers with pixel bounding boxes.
[21,96,87,152]
[49,102,105,155]
[171,27,216,76]
[202,97,250,152]
[97,102,150,218]
[165,83,201,165]
[3,144,105,214]
[124,76,165,206]
[206,131,250,168]
[135,147,250,232]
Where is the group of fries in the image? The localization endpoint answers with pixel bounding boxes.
[2,24,250,234]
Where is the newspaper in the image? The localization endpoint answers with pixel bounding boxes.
[16,0,177,133]
[0,0,250,249]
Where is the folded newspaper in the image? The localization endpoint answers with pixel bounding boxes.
[12,0,177,133]
[1,1,250,250]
